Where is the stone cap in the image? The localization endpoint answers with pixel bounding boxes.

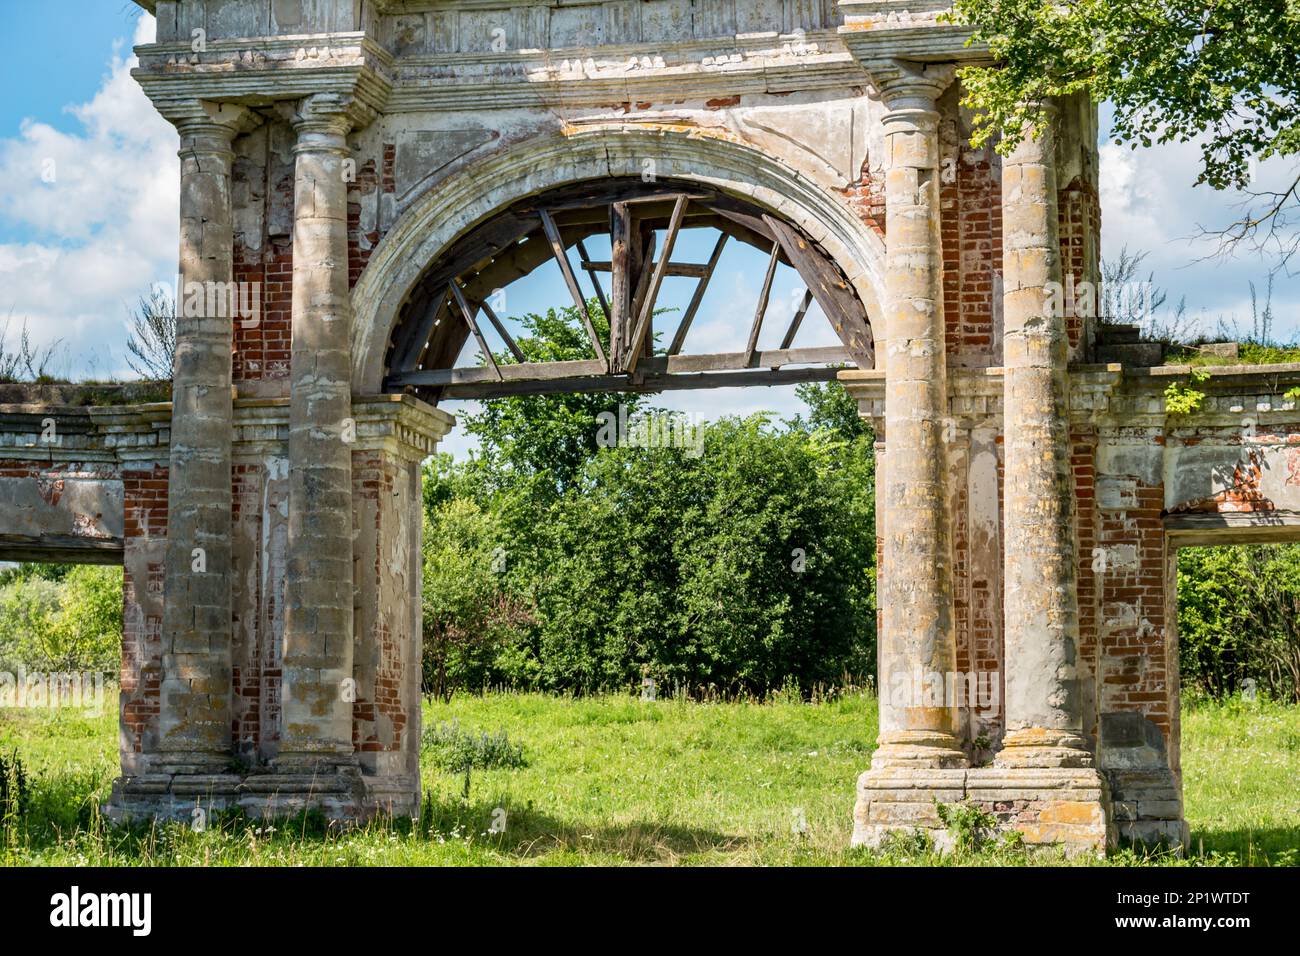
[839,1,988,65]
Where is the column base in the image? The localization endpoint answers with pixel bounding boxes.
[149,752,241,776]
[853,766,1115,856]
[1106,768,1190,851]
[104,767,418,825]
[870,730,970,770]
[994,727,1096,769]
[272,750,361,775]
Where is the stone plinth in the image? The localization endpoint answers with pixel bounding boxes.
[854,766,1114,855]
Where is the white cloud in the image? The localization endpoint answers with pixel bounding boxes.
[1098,110,1300,340]
[0,14,177,379]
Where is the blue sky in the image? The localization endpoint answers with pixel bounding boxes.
[0,3,1296,458]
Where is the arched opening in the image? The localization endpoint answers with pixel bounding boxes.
[378,178,875,404]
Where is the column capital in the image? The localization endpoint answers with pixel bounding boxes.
[163,100,263,159]
[863,58,956,115]
[278,92,377,146]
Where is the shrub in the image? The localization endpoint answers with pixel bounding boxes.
[526,417,876,694]
[421,501,534,702]
[0,750,30,832]
[421,720,527,773]
[1178,544,1300,702]
[0,565,122,674]
[935,800,997,854]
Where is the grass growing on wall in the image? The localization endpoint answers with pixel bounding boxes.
[0,693,1295,866]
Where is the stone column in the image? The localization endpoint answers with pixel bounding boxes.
[158,102,257,771]
[996,102,1092,768]
[868,61,966,770]
[278,94,364,770]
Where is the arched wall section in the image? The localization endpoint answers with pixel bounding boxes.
[349,123,888,395]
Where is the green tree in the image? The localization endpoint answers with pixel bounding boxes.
[528,416,877,693]
[792,379,873,443]
[421,501,534,701]
[421,306,878,695]
[1177,543,1300,702]
[459,301,647,501]
[0,565,122,673]
[948,0,1300,267]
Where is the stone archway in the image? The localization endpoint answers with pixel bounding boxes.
[350,126,889,399]
[6,0,1287,851]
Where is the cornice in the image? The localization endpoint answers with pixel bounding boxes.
[0,395,453,468]
[133,34,393,121]
[387,30,864,111]
[837,1,988,68]
[841,362,1300,432]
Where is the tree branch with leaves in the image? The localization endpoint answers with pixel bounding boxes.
[948,0,1300,271]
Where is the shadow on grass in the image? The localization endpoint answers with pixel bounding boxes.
[4,768,748,865]
[418,794,750,863]
[1189,826,1300,866]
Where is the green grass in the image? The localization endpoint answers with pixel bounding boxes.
[1168,341,1300,367]
[1181,696,1300,865]
[0,692,1295,866]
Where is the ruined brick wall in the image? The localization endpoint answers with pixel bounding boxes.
[121,466,167,769]
[347,144,397,288]
[1071,424,1101,747]
[232,122,295,392]
[230,122,396,386]
[943,141,1003,366]
[231,463,264,758]
[351,449,423,781]
[841,159,886,239]
[1059,176,1102,356]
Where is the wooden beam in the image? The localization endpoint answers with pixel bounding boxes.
[627,231,657,354]
[581,261,712,279]
[478,296,526,364]
[395,287,450,372]
[609,201,634,369]
[668,232,728,356]
[763,213,875,368]
[655,345,848,373]
[430,365,843,400]
[390,347,850,392]
[387,358,608,388]
[539,208,609,369]
[575,237,611,325]
[447,281,503,380]
[0,533,124,566]
[624,194,689,375]
[780,289,815,350]
[745,242,782,364]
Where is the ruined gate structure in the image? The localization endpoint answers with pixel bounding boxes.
[2,0,1300,851]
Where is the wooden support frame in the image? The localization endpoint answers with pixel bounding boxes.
[668,232,728,357]
[386,346,849,391]
[539,207,609,369]
[479,296,526,363]
[780,289,815,350]
[575,237,611,324]
[583,261,712,278]
[623,194,689,375]
[762,213,874,367]
[393,286,449,371]
[389,358,846,398]
[384,179,873,402]
[744,242,782,364]
[447,281,503,380]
